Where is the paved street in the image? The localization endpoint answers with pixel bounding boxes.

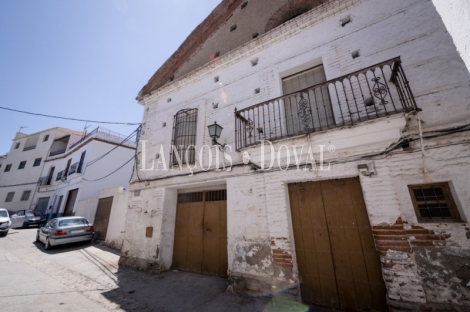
[0,228,326,312]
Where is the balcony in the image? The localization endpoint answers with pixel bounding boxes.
[234,57,418,150]
[49,149,66,157]
[68,127,137,150]
[23,145,36,151]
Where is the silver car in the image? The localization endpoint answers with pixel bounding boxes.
[36,217,94,250]
[0,208,11,236]
[10,210,43,228]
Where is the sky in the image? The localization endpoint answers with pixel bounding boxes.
[0,0,221,154]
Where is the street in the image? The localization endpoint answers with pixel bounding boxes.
[0,228,322,312]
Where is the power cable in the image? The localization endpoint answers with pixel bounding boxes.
[0,106,141,126]
[83,156,135,182]
[86,128,138,167]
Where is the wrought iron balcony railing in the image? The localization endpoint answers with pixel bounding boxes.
[234,57,418,150]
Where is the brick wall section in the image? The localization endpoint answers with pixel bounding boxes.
[373,217,451,256]
[271,239,294,269]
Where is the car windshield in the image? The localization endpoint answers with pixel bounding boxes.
[33,211,43,216]
[26,211,35,217]
[59,218,88,227]
[0,211,8,218]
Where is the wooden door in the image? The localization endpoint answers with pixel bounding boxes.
[289,178,386,311]
[94,197,113,240]
[63,189,79,216]
[173,190,227,277]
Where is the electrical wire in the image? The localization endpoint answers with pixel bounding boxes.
[0,106,141,125]
[83,156,135,182]
[86,128,139,167]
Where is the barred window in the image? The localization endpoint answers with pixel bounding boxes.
[5,192,14,202]
[409,183,461,222]
[170,109,198,166]
[21,190,31,201]
[33,158,42,167]
[18,161,27,169]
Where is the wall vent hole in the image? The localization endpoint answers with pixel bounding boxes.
[167,98,172,103]
[341,15,351,27]
[351,50,360,59]
[251,58,259,66]
[254,88,260,94]
[252,32,259,39]
[241,1,248,9]
[214,76,219,83]
[230,24,237,32]
[162,122,167,127]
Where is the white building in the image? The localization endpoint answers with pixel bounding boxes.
[0,128,83,213]
[34,126,136,244]
[121,0,470,310]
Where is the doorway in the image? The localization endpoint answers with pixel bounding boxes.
[288,177,386,311]
[63,189,79,216]
[94,197,113,240]
[172,190,228,277]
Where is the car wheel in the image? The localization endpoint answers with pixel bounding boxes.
[45,237,52,250]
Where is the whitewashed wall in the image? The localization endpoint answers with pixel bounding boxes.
[121,0,470,308]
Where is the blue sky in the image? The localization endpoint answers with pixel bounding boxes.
[0,0,220,154]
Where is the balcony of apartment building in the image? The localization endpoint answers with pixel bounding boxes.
[234,57,418,150]
[49,135,70,157]
[68,126,137,151]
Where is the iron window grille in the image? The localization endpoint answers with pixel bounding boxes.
[43,134,49,142]
[4,164,12,172]
[5,192,14,202]
[77,151,86,173]
[177,192,203,203]
[21,190,31,201]
[408,183,461,222]
[18,161,26,169]
[170,109,198,166]
[33,158,42,167]
[68,162,78,176]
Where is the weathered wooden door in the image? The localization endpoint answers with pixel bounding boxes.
[94,197,113,240]
[289,178,386,311]
[173,190,228,277]
[63,189,79,216]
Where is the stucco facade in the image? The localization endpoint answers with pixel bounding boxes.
[121,0,470,310]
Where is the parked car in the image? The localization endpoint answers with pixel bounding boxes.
[10,210,44,228]
[36,217,94,250]
[0,208,11,236]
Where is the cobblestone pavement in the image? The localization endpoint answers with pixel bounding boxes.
[0,227,332,312]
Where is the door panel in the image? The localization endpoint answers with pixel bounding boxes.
[289,178,386,311]
[94,197,113,240]
[173,191,227,277]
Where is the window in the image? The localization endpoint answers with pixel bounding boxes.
[170,109,198,166]
[4,164,12,172]
[282,65,333,136]
[5,192,14,202]
[77,151,86,173]
[46,167,55,185]
[14,143,20,149]
[409,183,461,222]
[64,159,72,177]
[17,210,25,216]
[43,134,49,142]
[21,191,31,201]
[18,161,26,169]
[33,158,42,167]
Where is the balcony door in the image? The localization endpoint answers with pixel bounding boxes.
[282,65,334,136]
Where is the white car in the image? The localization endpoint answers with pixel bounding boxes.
[0,209,11,236]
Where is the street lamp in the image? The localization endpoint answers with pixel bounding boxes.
[207,121,225,149]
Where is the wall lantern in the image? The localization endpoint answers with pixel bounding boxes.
[207,121,225,150]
